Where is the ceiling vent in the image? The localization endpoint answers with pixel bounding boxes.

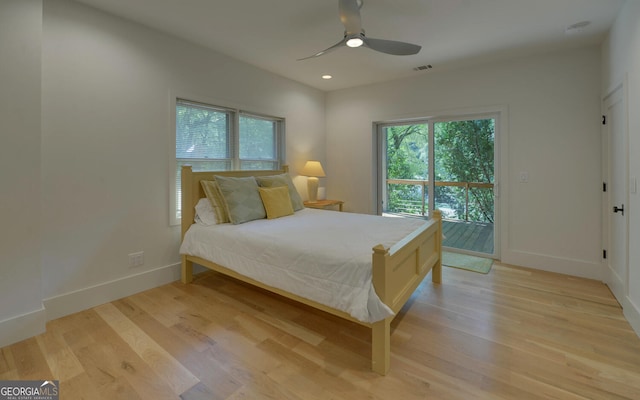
[413,64,433,71]
[565,21,591,35]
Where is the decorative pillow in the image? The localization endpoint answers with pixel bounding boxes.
[215,175,266,224]
[200,180,230,224]
[255,174,304,211]
[194,197,217,226]
[258,186,294,219]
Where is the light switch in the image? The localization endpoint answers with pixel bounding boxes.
[519,171,529,183]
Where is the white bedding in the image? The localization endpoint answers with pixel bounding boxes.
[179,208,432,323]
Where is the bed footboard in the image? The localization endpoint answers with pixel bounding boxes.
[371,209,442,374]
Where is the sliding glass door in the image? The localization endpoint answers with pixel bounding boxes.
[378,114,497,257]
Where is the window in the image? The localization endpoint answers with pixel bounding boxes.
[171,98,284,224]
[239,114,280,169]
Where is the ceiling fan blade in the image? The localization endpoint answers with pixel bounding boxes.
[363,37,421,56]
[339,0,362,35]
[297,38,347,61]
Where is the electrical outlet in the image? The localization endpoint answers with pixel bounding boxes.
[128,251,144,267]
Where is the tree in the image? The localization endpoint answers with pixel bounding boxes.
[176,104,228,160]
[435,119,494,222]
[385,119,494,222]
[386,125,428,214]
[239,115,276,161]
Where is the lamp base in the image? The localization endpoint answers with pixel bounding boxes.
[307,177,319,202]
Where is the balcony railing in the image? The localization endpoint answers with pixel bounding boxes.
[386,179,494,221]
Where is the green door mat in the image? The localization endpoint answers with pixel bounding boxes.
[442,251,493,274]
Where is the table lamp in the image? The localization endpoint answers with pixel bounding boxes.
[300,160,326,202]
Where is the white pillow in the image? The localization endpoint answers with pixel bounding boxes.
[194,197,217,226]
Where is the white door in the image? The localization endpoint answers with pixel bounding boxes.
[603,84,628,304]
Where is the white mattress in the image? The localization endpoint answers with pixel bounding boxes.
[179,208,432,323]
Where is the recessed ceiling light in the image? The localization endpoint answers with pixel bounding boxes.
[322,74,332,80]
[565,21,591,35]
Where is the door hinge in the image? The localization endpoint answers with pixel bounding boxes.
[602,115,607,125]
[603,249,607,259]
[603,182,607,192]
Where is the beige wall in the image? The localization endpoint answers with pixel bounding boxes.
[0,0,44,346]
[602,0,640,334]
[326,47,603,279]
[40,0,325,320]
[0,0,326,347]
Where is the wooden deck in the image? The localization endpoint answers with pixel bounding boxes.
[384,213,494,255]
[442,219,493,254]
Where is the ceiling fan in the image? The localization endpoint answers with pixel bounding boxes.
[298,0,421,60]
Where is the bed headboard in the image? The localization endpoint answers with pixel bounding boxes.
[180,165,289,239]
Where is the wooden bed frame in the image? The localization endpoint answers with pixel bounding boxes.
[180,165,442,375]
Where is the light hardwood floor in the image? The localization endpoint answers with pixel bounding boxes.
[2,262,640,399]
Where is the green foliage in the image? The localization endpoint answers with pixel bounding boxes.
[176,104,229,159]
[386,119,495,223]
[386,125,428,214]
[239,116,276,160]
[176,107,277,162]
[435,119,494,222]
[434,119,494,183]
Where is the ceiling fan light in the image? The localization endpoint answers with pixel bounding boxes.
[346,37,363,48]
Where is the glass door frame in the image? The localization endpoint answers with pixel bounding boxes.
[376,119,432,217]
[376,112,500,259]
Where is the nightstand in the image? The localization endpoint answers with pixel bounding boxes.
[304,199,344,212]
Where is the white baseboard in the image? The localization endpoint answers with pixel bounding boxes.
[1,263,181,347]
[604,262,626,307]
[44,262,181,322]
[0,306,46,348]
[501,249,603,281]
[624,296,640,339]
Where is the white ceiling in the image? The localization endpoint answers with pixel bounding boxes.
[72,0,625,92]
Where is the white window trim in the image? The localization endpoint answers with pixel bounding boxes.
[169,94,285,226]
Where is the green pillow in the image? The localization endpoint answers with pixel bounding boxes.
[215,176,266,224]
